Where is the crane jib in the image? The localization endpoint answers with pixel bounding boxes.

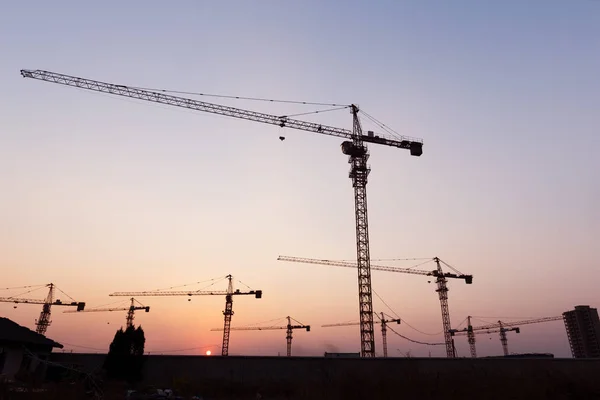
[20,69,423,154]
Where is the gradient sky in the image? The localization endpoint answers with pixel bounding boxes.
[1,1,598,358]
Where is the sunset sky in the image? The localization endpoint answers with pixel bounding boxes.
[1,1,598,358]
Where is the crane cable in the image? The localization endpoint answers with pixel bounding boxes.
[2,285,47,300]
[359,109,405,142]
[0,284,46,291]
[129,85,347,107]
[54,285,77,302]
[239,316,289,328]
[81,298,129,310]
[281,105,351,119]
[436,258,465,275]
[235,278,256,291]
[59,341,220,354]
[151,275,228,292]
[289,316,306,326]
[387,325,445,346]
[372,288,443,336]
[339,258,434,271]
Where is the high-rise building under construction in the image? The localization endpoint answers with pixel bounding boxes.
[563,305,600,358]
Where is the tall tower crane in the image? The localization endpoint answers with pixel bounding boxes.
[0,283,86,335]
[211,316,310,357]
[21,69,424,358]
[64,298,149,329]
[322,312,400,357]
[109,275,261,356]
[277,256,472,358]
[450,315,564,357]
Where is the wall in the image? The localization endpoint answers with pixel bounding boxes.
[49,353,600,399]
[0,347,23,378]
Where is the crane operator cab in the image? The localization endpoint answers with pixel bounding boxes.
[341,141,367,157]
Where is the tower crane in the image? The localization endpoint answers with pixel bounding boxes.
[0,283,85,335]
[64,298,149,329]
[21,69,424,358]
[277,256,472,358]
[322,312,400,357]
[211,316,310,357]
[450,315,564,357]
[109,275,261,356]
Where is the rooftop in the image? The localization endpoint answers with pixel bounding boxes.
[0,317,63,349]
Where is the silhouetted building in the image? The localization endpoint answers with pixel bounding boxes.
[563,305,600,358]
[0,317,63,381]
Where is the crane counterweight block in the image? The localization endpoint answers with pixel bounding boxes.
[410,142,423,157]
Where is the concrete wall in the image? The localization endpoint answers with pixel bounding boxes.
[50,353,600,399]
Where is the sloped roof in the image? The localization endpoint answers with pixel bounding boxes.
[0,317,63,349]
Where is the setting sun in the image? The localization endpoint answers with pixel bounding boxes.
[206,350,212,356]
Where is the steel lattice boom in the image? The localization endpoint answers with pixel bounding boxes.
[278,255,472,357]
[64,297,150,328]
[0,283,85,336]
[19,70,422,150]
[277,256,472,281]
[21,69,424,357]
[450,315,563,357]
[110,275,261,356]
[322,312,400,357]
[211,316,310,357]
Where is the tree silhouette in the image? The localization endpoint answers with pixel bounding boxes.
[103,325,146,383]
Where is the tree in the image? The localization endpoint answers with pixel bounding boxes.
[103,325,146,383]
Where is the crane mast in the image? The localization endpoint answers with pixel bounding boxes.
[378,313,401,358]
[343,106,375,357]
[285,316,294,357]
[434,257,454,358]
[21,69,424,357]
[125,298,149,328]
[467,316,477,358]
[35,283,54,335]
[498,321,509,356]
[222,275,235,357]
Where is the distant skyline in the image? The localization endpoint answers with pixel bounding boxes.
[1,1,598,358]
